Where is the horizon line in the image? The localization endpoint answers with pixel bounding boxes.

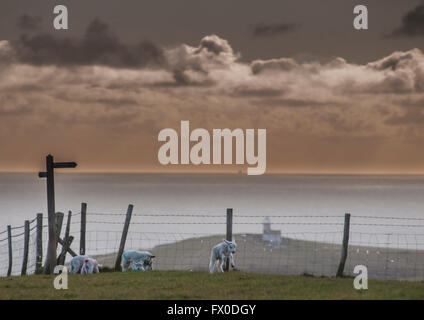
[2,170,424,176]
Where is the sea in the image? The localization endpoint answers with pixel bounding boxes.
[1,173,424,249]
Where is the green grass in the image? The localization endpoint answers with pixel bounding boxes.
[0,271,423,300]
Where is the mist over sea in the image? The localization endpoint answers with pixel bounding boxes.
[0,173,424,248]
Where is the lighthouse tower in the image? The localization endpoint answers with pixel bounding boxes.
[263,217,271,234]
[262,216,281,246]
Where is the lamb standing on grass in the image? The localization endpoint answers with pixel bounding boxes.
[121,250,155,272]
[81,257,101,274]
[209,239,237,273]
[69,255,101,274]
[69,255,88,274]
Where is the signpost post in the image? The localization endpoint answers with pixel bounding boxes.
[39,154,77,274]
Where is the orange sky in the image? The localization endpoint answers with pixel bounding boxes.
[1,1,424,174]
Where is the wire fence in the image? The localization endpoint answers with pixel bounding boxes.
[1,207,424,280]
[0,219,39,277]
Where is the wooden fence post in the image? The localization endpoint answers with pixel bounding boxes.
[7,225,12,277]
[55,212,64,250]
[57,211,72,265]
[224,208,233,272]
[43,154,57,275]
[41,211,64,274]
[114,204,134,271]
[80,203,87,256]
[336,213,351,277]
[35,213,43,274]
[39,154,77,274]
[57,237,77,257]
[21,220,30,275]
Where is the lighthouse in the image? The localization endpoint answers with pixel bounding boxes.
[262,217,281,247]
[263,217,271,234]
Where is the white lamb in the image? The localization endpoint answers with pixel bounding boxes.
[121,250,155,272]
[209,239,237,273]
[81,257,101,274]
[69,255,88,274]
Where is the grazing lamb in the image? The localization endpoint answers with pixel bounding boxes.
[81,257,101,274]
[209,239,237,274]
[133,260,153,271]
[121,250,155,272]
[69,255,88,274]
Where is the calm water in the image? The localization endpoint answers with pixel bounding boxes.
[0,173,424,245]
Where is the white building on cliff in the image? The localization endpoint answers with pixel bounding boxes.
[262,217,281,246]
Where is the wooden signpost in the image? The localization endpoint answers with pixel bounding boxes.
[39,154,77,274]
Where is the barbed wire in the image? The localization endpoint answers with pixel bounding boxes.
[41,211,81,219]
[350,223,424,228]
[85,230,343,236]
[352,231,424,236]
[11,231,25,238]
[86,212,424,221]
[87,220,226,225]
[86,220,345,226]
[351,215,424,221]
[87,212,225,217]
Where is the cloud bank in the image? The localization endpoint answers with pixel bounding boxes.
[1,19,424,172]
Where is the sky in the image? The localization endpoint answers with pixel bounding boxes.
[1,0,424,173]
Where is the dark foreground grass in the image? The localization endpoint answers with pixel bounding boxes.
[0,271,423,300]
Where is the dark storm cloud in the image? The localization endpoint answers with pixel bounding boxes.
[16,14,42,31]
[390,4,424,37]
[251,22,300,37]
[13,19,165,68]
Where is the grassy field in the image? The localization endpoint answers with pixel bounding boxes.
[0,271,423,300]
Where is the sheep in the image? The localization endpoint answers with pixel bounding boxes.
[121,250,155,272]
[69,255,88,274]
[209,239,237,273]
[81,257,101,274]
